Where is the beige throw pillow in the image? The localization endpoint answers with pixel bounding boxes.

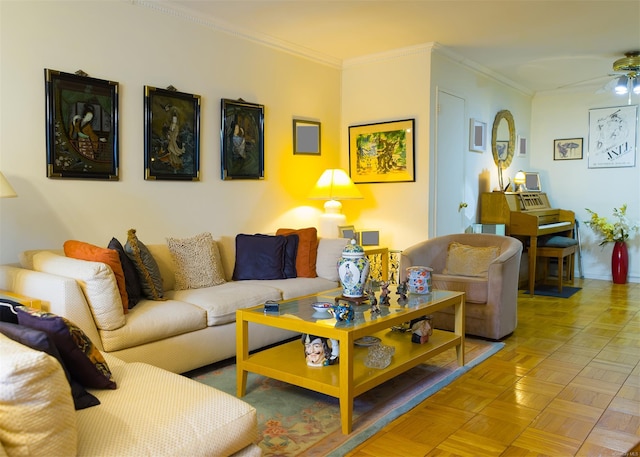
[0,333,78,457]
[443,242,500,277]
[166,232,226,290]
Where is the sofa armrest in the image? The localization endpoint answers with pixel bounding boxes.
[0,265,104,350]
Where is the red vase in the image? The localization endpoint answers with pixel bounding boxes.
[611,241,628,284]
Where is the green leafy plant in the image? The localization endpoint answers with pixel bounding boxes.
[585,204,639,246]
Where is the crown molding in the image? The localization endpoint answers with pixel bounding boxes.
[131,0,342,69]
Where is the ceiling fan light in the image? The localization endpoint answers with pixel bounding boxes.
[633,77,640,95]
[614,75,629,94]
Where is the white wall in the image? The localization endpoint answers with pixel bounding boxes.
[532,91,640,282]
[0,1,341,264]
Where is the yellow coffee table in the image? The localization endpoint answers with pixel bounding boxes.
[236,288,465,434]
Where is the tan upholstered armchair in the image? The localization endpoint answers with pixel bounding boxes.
[400,233,523,340]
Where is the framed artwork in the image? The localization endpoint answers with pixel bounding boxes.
[144,86,201,180]
[221,98,264,180]
[588,105,637,168]
[45,69,119,180]
[517,135,528,157]
[338,225,357,241]
[469,118,487,153]
[554,138,583,160]
[293,119,321,155]
[349,119,415,183]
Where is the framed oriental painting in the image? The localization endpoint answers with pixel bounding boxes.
[45,69,119,180]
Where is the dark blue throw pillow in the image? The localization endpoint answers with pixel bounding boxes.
[283,234,299,278]
[108,237,143,308]
[233,234,287,280]
[0,321,100,410]
[0,298,21,324]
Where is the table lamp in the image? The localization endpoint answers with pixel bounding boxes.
[0,172,17,198]
[513,170,526,192]
[309,168,362,238]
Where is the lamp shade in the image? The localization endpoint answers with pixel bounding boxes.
[309,169,362,201]
[615,75,629,95]
[0,172,17,198]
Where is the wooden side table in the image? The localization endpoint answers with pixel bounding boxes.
[0,290,42,310]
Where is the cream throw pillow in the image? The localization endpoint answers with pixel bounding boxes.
[443,242,500,277]
[0,333,78,457]
[32,251,125,331]
[166,232,226,290]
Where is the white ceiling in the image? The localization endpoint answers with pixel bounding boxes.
[151,0,640,94]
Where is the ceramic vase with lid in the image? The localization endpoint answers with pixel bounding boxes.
[338,239,370,297]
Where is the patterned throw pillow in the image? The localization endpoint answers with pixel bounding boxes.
[442,242,500,278]
[124,229,164,300]
[166,232,226,290]
[16,307,117,389]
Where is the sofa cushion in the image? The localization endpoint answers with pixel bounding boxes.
[0,322,100,410]
[276,227,318,278]
[442,242,500,278]
[316,238,349,281]
[166,232,226,290]
[169,282,282,326]
[108,237,144,308]
[64,239,129,314]
[239,277,339,300]
[16,307,117,390]
[124,229,164,300]
[31,251,125,331]
[233,234,287,280]
[99,299,207,352]
[432,274,489,304]
[76,360,258,457]
[0,333,78,457]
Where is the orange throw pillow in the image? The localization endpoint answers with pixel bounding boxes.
[63,240,129,314]
[276,227,318,278]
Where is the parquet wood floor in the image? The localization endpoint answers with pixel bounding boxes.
[346,279,640,457]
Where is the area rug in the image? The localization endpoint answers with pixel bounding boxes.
[186,338,504,456]
[524,284,582,298]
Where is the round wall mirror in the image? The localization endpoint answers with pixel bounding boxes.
[491,109,516,168]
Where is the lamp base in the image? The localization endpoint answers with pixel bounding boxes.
[318,212,347,238]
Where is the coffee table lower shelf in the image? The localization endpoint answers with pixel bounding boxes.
[237,327,463,434]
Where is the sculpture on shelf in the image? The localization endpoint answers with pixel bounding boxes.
[328,300,355,323]
[302,334,339,366]
[396,280,408,302]
[379,281,391,305]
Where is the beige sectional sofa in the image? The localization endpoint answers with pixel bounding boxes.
[0,233,349,456]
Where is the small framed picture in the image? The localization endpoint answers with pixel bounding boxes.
[469,118,487,153]
[517,136,527,157]
[338,225,356,240]
[293,119,321,155]
[221,98,264,180]
[45,69,119,180]
[144,86,201,180]
[554,138,583,160]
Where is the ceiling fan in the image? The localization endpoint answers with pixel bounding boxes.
[559,51,640,97]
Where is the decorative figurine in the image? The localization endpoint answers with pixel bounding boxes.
[410,317,433,344]
[302,334,339,366]
[328,301,355,323]
[396,280,408,301]
[379,281,391,305]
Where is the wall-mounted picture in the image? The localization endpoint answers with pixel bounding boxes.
[293,119,321,155]
[144,86,201,180]
[588,105,637,168]
[554,138,583,160]
[517,136,528,157]
[45,69,119,180]
[338,225,356,240]
[349,118,415,183]
[469,118,487,153]
[221,98,264,180]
